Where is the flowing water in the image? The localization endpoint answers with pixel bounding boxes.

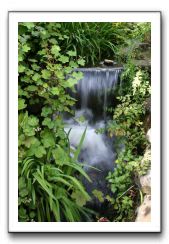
[64,67,122,207]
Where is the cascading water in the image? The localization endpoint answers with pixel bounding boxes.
[64,67,122,210]
[74,67,122,121]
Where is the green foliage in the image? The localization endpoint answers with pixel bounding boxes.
[18,21,152,222]
[18,22,91,222]
[115,22,151,64]
[106,153,141,221]
[18,141,92,222]
[106,69,151,221]
[108,70,150,153]
[131,23,151,43]
[55,22,149,66]
[58,22,122,65]
[92,189,104,203]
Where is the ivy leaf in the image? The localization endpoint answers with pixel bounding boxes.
[55,129,66,140]
[64,66,73,74]
[18,98,27,110]
[32,73,41,82]
[71,71,83,80]
[24,136,38,148]
[42,118,54,129]
[19,188,29,197]
[42,83,48,89]
[54,70,64,79]
[31,63,40,71]
[67,50,77,57]
[22,44,31,53]
[51,45,61,57]
[49,38,57,45]
[92,189,104,203]
[27,140,40,155]
[27,140,46,158]
[66,78,78,88]
[23,126,35,137]
[42,69,51,79]
[26,85,37,92]
[105,195,115,204]
[25,69,34,76]
[69,61,78,69]
[19,134,25,146]
[35,146,46,158]
[23,22,35,29]
[28,116,39,127]
[77,58,85,66]
[50,87,60,95]
[52,146,67,165]
[41,107,52,117]
[71,190,87,207]
[58,55,69,63]
[37,49,46,56]
[111,184,117,193]
[18,54,24,62]
[41,129,55,148]
[18,65,26,73]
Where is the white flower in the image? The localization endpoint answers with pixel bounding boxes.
[132,70,142,95]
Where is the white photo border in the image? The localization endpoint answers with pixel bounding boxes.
[9,11,161,232]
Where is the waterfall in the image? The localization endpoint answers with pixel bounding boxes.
[75,67,122,121]
[64,67,122,206]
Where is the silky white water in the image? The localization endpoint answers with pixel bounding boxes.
[64,68,122,196]
[65,109,115,171]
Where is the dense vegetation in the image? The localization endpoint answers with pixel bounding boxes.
[18,22,151,222]
[106,69,151,221]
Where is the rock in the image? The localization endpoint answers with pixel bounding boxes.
[146,129,151,143]
[144,97,151,113]
[144,115,151,133]
[135,146,151,222]
[135,195,151,222]
[132,59,151,67]
[99,59,117,67]
[104,59,116,66]
[140,170,151,194]
[140,148,151,194]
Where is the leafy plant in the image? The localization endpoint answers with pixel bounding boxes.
[18,22,92,222]
[115,22,151,64]
[58,22,125,66]
[18,129,93,222]
[18,21,151,222]
[106,69,151,221]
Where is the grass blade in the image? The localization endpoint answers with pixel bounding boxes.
[74,126,87,161]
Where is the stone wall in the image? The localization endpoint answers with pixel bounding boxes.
[135,129,151,222]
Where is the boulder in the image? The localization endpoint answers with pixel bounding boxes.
[135,145,151,222]
[140,170,151,195]
[146,128,151,143]
[135,195,151,222]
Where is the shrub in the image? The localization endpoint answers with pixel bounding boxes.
[106,69,151,221]
[18,22,92,222]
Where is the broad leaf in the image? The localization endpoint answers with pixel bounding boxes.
[51,45,61,57]
[58,55,69,63]
[67,50,77,56]
[42,118,54,129]
[41,129,55,148]
[50,87,60,95]
[41,69,51,79]
[18,98,27,110]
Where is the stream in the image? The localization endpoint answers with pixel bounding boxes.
[64,67,122,209]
